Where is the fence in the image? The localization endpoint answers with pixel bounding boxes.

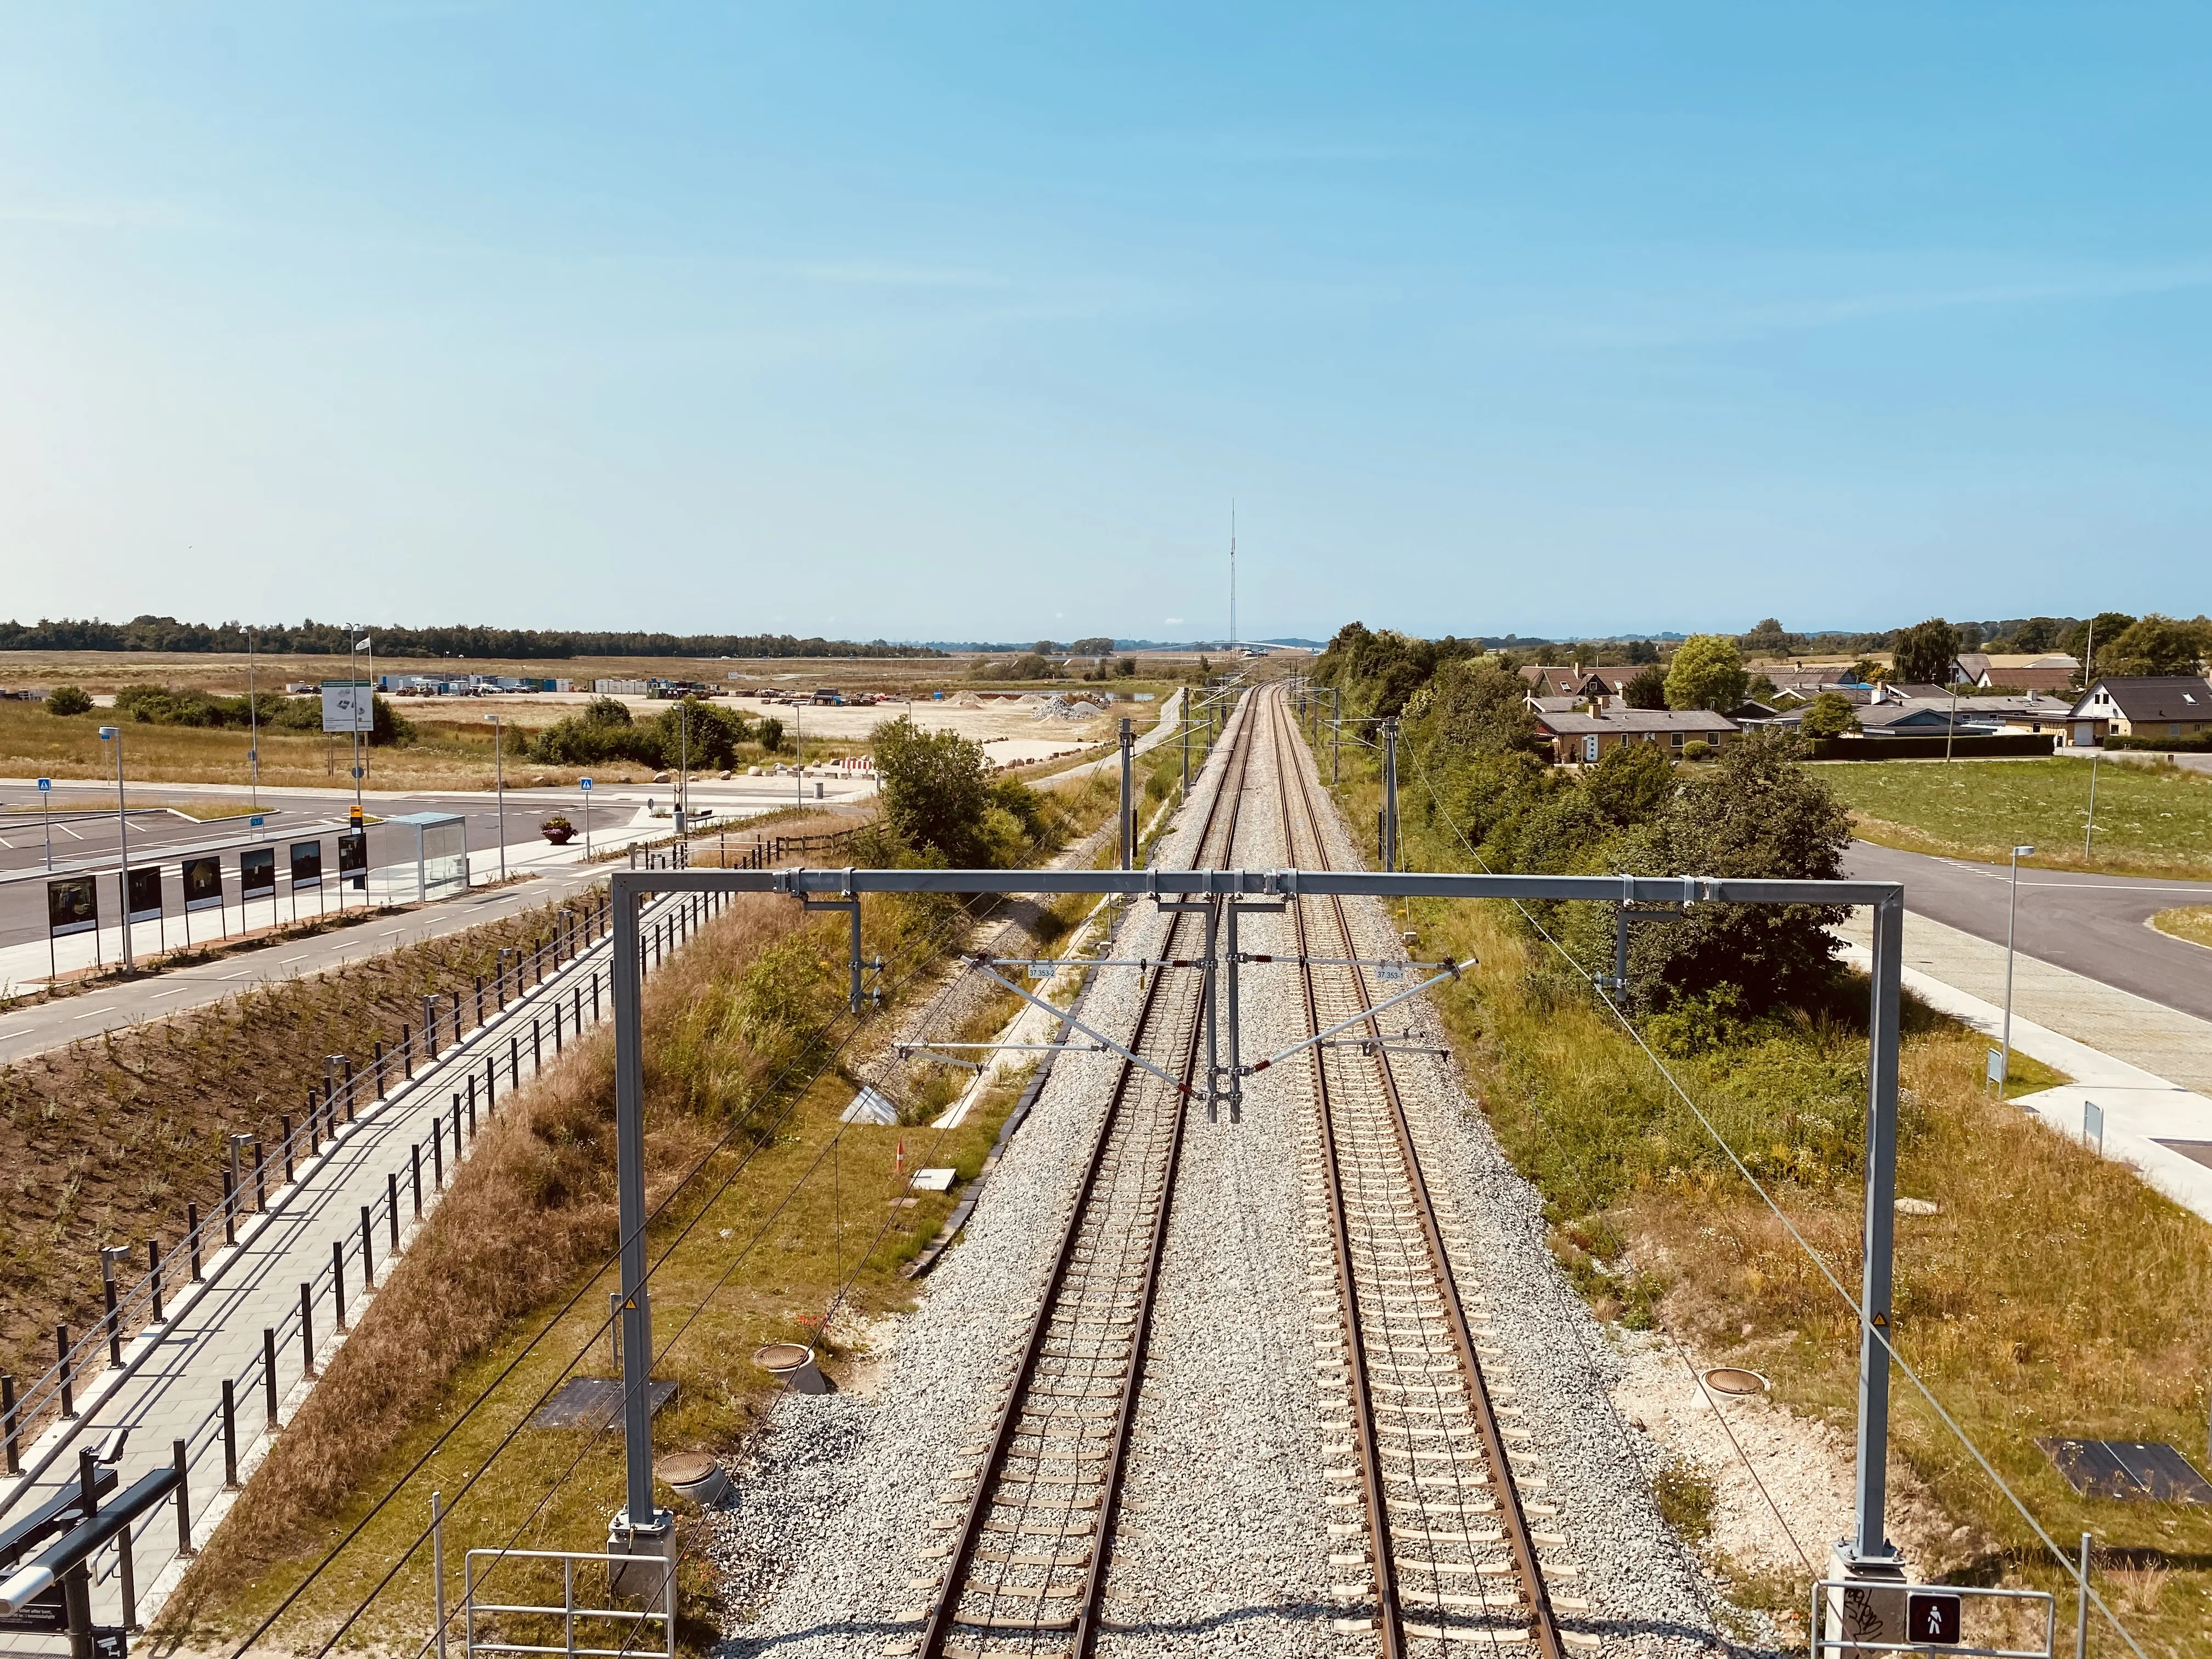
[0,882,740,1639]
[462,1548,675,1659]
[1807,732,2063,761]
[625,823,864,873]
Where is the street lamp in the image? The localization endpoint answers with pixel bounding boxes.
[482,713,506,884]
[98,725,132,975]
[2000,844,2034,1088]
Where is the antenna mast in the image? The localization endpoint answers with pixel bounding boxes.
[1229,501,1237,651]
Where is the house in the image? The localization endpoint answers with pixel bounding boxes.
[2066,676,2212,746]
[1853,701,2005,737]
[1530,707,1738,764]
[1952,653,2079,693]
[1520,664,1615,699]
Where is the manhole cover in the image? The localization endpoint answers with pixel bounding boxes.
[1703,1368,1768,1396]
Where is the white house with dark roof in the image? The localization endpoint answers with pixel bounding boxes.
[2067,677,2212,746]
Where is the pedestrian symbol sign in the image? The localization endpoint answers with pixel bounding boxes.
[1906,1591,1961,1644]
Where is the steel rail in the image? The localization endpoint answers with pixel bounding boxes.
[916,689,1255,1659]
[1266,686,1567,1659]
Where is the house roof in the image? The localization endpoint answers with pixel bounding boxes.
[1979,665,2078,692]
[1519,665,1612,696]
[1532,708,1738,736]
[1951,653,1992,683]
[2072,676,2212,722]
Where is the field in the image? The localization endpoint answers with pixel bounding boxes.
[1819,755,2212,879]
[1322,742,2212,1649]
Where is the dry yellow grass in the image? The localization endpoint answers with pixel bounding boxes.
[0,899,580,1389]
[2151,905,2212,950]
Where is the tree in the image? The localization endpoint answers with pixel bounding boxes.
[582,696,632,726]
[1625,731,1853,1015]
[2062,612,2135,684]
[653,697,748,770]
[1742,618,1797,659]
[1889,618,1960,686]
[1031,640,1061,657]
[757,716,785,754]
[1621,664,1668,709]
[873,715,995,866]
[1844,658,1882,686]
[2101,613,2205,678]
[1582,742,1675,828]
[1070,636,1114,656]
[1624,639,1661,665]
[1406,656,1542,758]
[46,685,91,715]
[1663,635,1749,712]
[1799,692,1860,738]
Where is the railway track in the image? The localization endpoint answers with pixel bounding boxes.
[899,687,1259,1659]
[1261,686,1587,1656]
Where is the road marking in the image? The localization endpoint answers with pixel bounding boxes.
[72,1010,109,1020]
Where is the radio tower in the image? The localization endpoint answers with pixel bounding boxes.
[1229,501,1237,652]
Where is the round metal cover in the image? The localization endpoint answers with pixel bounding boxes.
[1703,1367,1768,1396]
[655,1451,716,1486]
[754,1341,813,1372]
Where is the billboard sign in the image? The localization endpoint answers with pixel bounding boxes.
[126,866,163,924]
[291,840,323,891]
[47,876,98,938]
[338,830,368,889]
[321,680,375,735]
[183,856,223,912]
[240,847,276,898]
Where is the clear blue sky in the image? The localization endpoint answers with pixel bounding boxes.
[3,5,2208,643]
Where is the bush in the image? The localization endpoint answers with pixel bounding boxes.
[1680,739,1712,761]
[873,715,996,866]
[757,716,786,754]
[46,685,92,715]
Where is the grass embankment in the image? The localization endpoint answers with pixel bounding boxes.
[2152,907,2212,951]
[155,767,1131,1652]
[1822,756,2212,881]
[0,899,582,1390]
[1326,760,2212,1647]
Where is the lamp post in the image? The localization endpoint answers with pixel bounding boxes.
[2000,844,2034,1089]
[246,627,260,810]
[482,713,506,884]
[98,725,133,975]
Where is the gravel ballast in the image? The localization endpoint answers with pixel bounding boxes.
[710,690,1752,1657]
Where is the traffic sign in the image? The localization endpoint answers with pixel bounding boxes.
[36,778,50,793]
[580,777,593,791]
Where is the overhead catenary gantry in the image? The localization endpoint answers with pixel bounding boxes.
[601,857,1912,1593]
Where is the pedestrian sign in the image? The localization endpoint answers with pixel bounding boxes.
[37,777,50,792]
[580,777,594,791]
[1907,1591,1961,1644]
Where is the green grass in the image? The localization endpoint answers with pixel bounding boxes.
[1819,756,2212,878]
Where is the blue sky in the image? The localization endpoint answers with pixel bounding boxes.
[2,4,2208,642]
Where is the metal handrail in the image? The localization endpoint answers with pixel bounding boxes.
[464,1548,674,1659]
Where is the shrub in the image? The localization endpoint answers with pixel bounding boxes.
[757,716,786,754]
[1680,739,1712,761]
[46,685,92,715]
[874,715,995,866]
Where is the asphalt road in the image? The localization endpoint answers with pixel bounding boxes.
[1842,839,2212,1023]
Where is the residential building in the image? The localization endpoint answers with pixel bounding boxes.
[1530,707,1738,764]
[2067,676,2212,746]
[1949,652,2079,693]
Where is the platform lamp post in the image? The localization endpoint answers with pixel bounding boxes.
[482,713,506,884]
[98,726,133,975]
[1999,844,2034,1090]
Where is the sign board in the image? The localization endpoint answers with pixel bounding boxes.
[126,865,163,924]
[0,1584,66,1633]
[320,680,375,735]
[579,777,593,791]
[1907,1592,1962,1645]
[291,840,323,891]
[1985,1047,2006,1085]
[36,777,49,794]
[2083,1099,2104,1154]
[240,847,276,898]
[183,856,223,912]
[47,876,98,938]
[338,830,368,889]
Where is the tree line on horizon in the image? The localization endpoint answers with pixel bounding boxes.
[0,615,941,659]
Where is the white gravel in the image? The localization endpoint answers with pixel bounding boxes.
[709,690,1766,1657]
